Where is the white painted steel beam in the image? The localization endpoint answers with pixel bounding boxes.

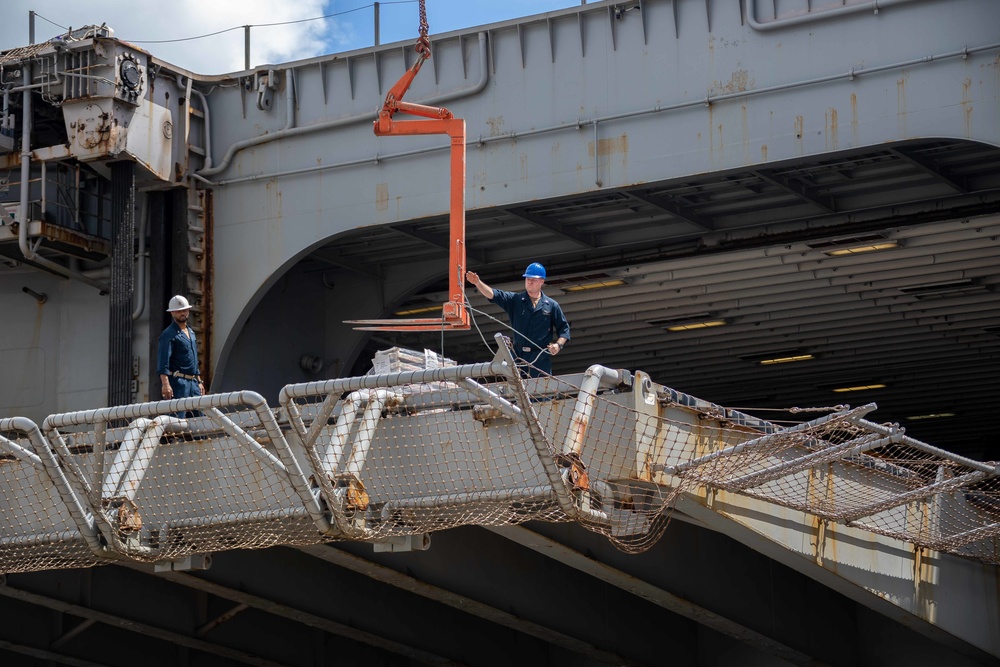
[673,492,1000,663]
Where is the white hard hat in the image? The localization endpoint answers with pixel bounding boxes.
[166,295,192,312]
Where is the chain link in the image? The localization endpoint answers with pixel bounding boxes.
[415,0,431,57]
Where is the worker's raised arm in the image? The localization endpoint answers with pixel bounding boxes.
[465,271,494,300]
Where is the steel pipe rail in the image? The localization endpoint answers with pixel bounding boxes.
[42,391,333,548]
[278,359,514,403]
[855,419,1000,476]
[723,434,902,491]
[658,404,878,476]
[747,0,924,32]
[0,417,102,555]
[560,364,626,458]
[382,485,558,511]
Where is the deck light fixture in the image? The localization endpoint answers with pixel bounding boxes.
[562,279,627,292]
[662,319,727,331]
[757,353,815,365]
[648,314,727,331]
[906,412,956,421]
[824,241,898,256]
[831,383,887,393]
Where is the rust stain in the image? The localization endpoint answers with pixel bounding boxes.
[375,183,389,212]
[961,77,973,138]
[810,514,825,567]
[897,74,908,138]
[794,115,804,154]
[760,143,768,161]
[850,93,859,146]
[741,103,749,164]
[485,115,505,137]
[264,178,282,217]
[707,105,714,165]
[37,220,110,255]
[569,414,589,455]
[827,107,838,150]
[710,69,752,96]
[263,180,283,267]
[587,133,629,158]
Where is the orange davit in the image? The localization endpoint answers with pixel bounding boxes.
[349,2,470,332]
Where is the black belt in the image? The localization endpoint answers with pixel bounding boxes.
[170,371,201,381]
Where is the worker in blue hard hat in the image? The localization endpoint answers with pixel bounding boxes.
[466,263,570,377]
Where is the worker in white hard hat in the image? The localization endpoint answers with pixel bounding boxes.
[466,262,570,377]
[156,295,204,408]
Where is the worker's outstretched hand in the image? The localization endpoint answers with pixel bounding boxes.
[466,271,480,285]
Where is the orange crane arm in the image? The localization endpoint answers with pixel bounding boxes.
[348,28,470,332]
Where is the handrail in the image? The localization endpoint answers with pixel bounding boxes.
[746,0,924,32]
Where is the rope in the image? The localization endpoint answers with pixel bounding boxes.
[465,300,554,369]
[727,405,849,414]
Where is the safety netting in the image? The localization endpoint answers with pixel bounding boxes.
[279,358,686,554]
[0,418,104,573]
[0,337,997,574]
[664,403,1000,563]
[34,392,331,568]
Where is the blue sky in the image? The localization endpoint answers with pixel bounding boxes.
[1,0,580,74]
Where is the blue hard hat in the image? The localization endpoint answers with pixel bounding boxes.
[523,262,547,279]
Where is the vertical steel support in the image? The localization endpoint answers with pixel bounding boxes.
[320,392,365,476]
[344,390,399,478]
[109,161,136,406]
[101,417,186,501]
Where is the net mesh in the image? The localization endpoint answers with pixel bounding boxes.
[34,395,329,569]
[0,419,104,574]
[0,346,997,574]
[280,367,684,554]
[667,406,1000,563]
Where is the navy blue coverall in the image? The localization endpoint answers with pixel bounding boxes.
[489,289,571,376]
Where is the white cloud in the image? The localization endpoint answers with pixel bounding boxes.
[1,0,579,74]
[0,0,337,74]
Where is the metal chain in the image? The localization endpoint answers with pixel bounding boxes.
[415,0,431,57]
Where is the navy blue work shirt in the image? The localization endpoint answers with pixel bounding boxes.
[157,321,202,401]
[489,289,571,376]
